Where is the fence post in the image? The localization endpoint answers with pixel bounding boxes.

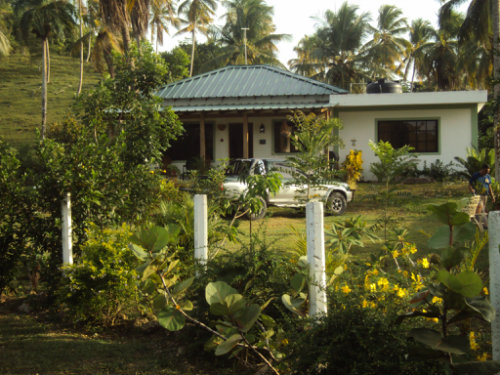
[489,211,500,361]
[306,201,327,318]
[61,192,73,265]
[194,194,208,271]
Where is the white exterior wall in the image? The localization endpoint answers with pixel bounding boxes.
[337,107,475,181]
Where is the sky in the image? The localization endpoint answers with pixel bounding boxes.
[165,0,469,67]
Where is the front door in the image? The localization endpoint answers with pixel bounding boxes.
[229,123,253,159]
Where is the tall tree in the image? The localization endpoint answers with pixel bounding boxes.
[363,5,409,80]
[494,0,500,179]
[99,0,131,55]
[288,35,322,78]
[150,0,179,53]
[177,0,217,76]
[311,2,371,89]
[18,0,75,139]
[217,0,289,66]
[403,19,434,90]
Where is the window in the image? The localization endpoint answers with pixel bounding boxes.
[273,120,298,153]
[377,119,438,152]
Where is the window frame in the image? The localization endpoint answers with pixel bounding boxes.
[375,118,440,154]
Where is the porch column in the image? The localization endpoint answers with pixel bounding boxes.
[200,114,206,164]
[243,113,249,158]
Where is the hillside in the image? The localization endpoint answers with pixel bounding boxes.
[0,53,103,146]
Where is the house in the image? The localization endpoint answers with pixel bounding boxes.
[156,65,488,180]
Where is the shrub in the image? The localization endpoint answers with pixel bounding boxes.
[283,291,446,375]
[58,224,142,327]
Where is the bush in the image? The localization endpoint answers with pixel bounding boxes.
[0,139,25,295]
[58,224,142,327]
[283,292,446,375]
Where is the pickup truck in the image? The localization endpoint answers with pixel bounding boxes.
[222,158,354,219]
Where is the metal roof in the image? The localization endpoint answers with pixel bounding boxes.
[156,65,347,100]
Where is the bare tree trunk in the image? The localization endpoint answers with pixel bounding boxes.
[494,0,500,179]
[86,35,92,62]
[77,0,84,95]
[46,40,51,84]
[190,22,196,77]
[41,39,48,140]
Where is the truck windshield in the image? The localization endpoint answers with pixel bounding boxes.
[226,160,253,176]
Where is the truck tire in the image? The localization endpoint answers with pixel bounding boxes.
[327,192,347,216]
[247,196,267,220]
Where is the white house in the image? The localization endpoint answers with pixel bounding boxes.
[156,65,487,180]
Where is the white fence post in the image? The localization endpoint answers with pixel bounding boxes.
[61,192,73,265]
[194,194,208,271]
[306,201,327,318]
[489,211,500,361]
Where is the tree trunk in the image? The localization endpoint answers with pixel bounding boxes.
[86,34,92,62]
[41,39,48,140]
[190,23,196,77]
[77,0,84,95]
[494,0,500,179]
[46,40,51,84]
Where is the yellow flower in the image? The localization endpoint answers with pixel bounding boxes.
[150,170,155,174]
[421,258,430,269]
[281,338,289,346]
[411,273,424,291]
[377,277,390,291]
[370,283,377,292]
[392,250,400,258]
[397,288,408,298]
[362,299,369,308]
[469,332,480,351]
[477,352,489,361]
[483,287,489,296]
[431,296,443,304]
[372,269,379,276]
[341,285,352,294]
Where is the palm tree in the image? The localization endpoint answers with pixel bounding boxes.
[217,0,289,66]
[18,0,75,139]
[415,10,464,91]
[177,0,217,76]
[403,19,434,90]
[311,2,371,90]
[130,0,151,46]
[150,0,179,53]
[288,35,322,78]
[362,5,410,80]
[99,0,131,55]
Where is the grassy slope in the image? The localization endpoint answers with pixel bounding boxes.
[0,52,103,146]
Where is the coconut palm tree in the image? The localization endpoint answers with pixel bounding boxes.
[288,35,322,78]
[362,5,410,80]
[17,0,75,139]
[150,0,179,53]
[311,2,371,90]
[177,0,217,76]
[420,11,463,90]
[99,0,131,55]
[217,0,288,66]
[403,19,434,90]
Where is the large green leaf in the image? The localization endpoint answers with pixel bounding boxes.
[453,360,500,375]
[215,334,242,356]
[133,225,180,253]
[465,297,495,322]
[225,294,246,315]
[427,202,458,225]
[291,273,306,292]
[234,304,261,332]
[282,294,307,314]
[158,307,185,331]
[206,281,238,306]
[438,270,483,297]
[410,328,468,355]
[210,302,229,316]
[173,277,194,296]
[128,243,148,260]
[428,226,453,249]
[454,222,477,243]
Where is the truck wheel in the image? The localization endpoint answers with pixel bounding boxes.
[247,196,267,220]
[327,192,347,216]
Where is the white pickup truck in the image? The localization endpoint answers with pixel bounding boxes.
[222,158,354,219]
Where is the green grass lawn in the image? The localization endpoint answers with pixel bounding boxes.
[0,52,103,146]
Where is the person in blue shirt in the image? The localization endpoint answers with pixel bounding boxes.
[469,164,496,216]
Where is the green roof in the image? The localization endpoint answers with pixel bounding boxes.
[156,65,346,113]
